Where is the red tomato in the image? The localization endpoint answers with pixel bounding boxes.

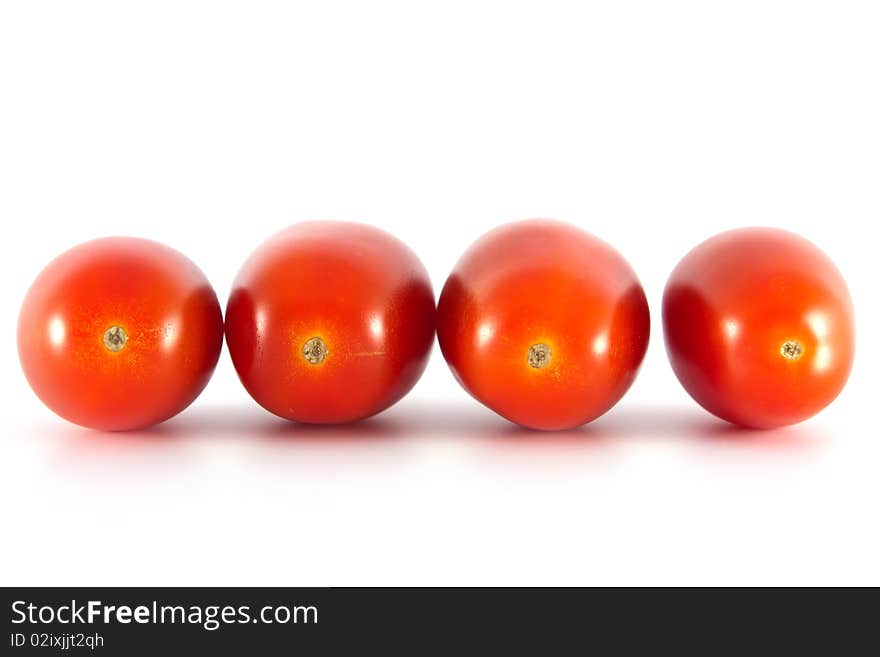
[225,222,435,423]
[663,228,854,429]
[18,238,224,431]
[436,219,650,430]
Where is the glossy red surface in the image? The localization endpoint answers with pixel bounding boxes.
[437,219,650,430]
[663,228,855,428]
[225,221,435,423]
[18,238,224,431]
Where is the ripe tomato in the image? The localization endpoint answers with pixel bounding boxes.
[663,228,854,429]
[225,221,435,423]
[436,219,650,430]
[18,238,224,431]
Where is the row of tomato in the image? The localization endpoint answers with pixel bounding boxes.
[18,220,853,432]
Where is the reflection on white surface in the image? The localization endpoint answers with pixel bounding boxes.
[48,315,66,347]
[35,399,825,469]
[0,394,843,588]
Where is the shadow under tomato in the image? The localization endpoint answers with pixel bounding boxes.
[693,418,825,448]
[43,397,824,450]
[44,419,198,480]
[398,400,823,453]
[382,401,612,446]
[584,403,822,449]
[165,403,411,442]
[257,415,409,443]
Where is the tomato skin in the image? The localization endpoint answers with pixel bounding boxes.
[663,228,854,429]
[436,220,650,431]
[18,238,224,431]
[225,221,435,423]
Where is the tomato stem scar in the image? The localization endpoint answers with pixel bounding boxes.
[102,326,128,352]
[302,337,328,364]
[780,339,804,361]
[527,343,552,369]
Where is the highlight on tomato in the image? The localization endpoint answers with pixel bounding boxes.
[436,219,650,431]
[224,221,435,424]
[662,227,854,429]
[18,237,224,431]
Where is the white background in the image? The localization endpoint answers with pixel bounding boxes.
[1,1,878,586]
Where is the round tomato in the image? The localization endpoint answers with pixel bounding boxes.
[436,219,650,430]
[663,228,854,429]
[18,238,224,431]
[225,221,435,423]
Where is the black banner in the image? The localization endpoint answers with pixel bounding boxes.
[2,587,875,654]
